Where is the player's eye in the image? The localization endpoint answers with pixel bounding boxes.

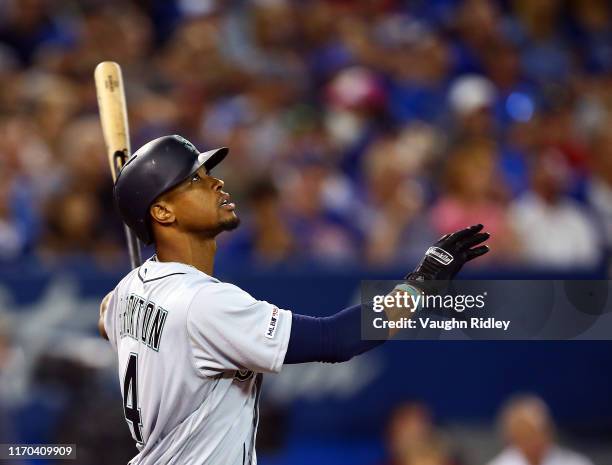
[191,173,201,183]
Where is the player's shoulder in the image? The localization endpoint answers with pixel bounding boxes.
[191,279,255,308]
[188,274,257,311]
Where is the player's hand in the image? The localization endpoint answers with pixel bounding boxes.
[406,224,490,285]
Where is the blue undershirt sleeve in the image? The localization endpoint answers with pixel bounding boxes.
[283,304,388,364]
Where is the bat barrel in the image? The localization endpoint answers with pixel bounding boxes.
[95,60,142,269]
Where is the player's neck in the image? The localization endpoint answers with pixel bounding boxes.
[155,236,216,276]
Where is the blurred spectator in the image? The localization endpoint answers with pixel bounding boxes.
[498,120,539,197]
[430,139,519,263]
[38,188,122,266]
[448,75,497,142]
[323,66,389,180]
[280,160,359,264]
[481,39,540,131]
[509,150,602,268]
[452,0,503,75]
[0,0,70,66]
[585,126,612,253]
[514,0,571,84]
[488,394,594,465]
[361,124,439,266]
[537,99,591,176]
[570,0,612,74]
[381,18,452,126]
[383,402,455,465]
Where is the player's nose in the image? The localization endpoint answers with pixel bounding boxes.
[211,176,224,190]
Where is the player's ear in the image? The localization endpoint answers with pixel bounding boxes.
[150,201,175,226]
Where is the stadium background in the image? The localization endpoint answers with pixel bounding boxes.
[0,0,611,464]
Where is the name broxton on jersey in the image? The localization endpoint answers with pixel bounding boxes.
[119,294,168,351]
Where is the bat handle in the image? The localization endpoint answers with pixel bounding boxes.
[123,223,143,268]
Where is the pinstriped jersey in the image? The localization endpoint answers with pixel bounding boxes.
[103,256,292,465]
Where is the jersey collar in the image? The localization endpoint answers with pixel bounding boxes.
[138,255,219,283]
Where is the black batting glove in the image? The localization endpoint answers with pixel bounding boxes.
[406,224,490,286]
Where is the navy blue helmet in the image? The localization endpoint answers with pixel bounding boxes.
[114,135,228,244]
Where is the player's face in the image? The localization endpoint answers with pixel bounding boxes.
[166,166,240,237]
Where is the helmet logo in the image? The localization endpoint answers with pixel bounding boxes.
[173,135,199,156]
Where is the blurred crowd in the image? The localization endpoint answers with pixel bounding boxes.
[383,395,594,465]
[1,0,611,272]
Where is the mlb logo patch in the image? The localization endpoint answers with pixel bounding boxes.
[265,307,279,339]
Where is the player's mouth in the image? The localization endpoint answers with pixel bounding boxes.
[219,194,236,211]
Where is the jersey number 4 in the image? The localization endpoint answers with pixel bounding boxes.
[123,353,144,444]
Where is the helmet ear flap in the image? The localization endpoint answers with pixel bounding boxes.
[133,215,154,245]
[113,184,153,245]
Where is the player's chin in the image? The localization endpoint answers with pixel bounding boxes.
[219,213,240,231]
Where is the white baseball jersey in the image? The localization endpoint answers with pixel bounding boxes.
[103,256,292,465]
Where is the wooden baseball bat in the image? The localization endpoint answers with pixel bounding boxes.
[94,61,142,269]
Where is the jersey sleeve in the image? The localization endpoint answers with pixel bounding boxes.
[187,282,292,376]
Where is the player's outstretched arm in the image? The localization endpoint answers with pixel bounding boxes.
[98,291,113,340]
[284,224,490,365]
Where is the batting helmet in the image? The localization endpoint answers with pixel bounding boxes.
[114,135,228,245]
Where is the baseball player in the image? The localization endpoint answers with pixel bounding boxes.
[99,135,490,465]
